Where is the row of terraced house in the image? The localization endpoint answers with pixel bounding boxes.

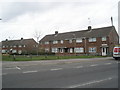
[1,26,119,56]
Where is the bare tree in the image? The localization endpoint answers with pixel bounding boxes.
[33,30,42,55]
[33,30,42,43]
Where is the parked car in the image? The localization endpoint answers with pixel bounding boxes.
[113,46,120,60]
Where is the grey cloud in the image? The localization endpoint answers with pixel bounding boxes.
[1,2,65,22]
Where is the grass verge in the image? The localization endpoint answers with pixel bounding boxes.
[2,55,105,61]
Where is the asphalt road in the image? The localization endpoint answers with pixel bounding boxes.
[2,57,119,88]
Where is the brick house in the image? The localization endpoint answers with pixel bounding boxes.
[2,38,38,55]
[39,26,119,56]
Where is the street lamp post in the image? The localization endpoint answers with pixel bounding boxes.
[83,37,87,55]
[73,34,76,56]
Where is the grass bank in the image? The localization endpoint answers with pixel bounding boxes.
[2,55,105,61]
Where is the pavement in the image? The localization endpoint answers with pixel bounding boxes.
[2,57,113,67]
[2,57,119,88]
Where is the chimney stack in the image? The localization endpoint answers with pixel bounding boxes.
[55,31,58,35]
[6,39,8,41]
[21,38,23,40]
[88,26,92,31]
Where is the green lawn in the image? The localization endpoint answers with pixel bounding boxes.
[2,55,104,61]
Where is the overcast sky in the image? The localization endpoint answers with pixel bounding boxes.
[0,0,119,42]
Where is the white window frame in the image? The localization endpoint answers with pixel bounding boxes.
[102,37,106,41]
[18,45,22,48]
[70,48,73,53]
[23,45,26,47]
[60,40,64,44]
[76,38,82,43]
[51,48,58,53]
[69,39,72,43]
[18,50,22,54]
[45,41,49,44]
[45,48,49,52]
[89,38,96,42]
[13,45,16,48]
[53,41,58,44]
[12,50,17,53]
[74,47,84,53]
[89,47,96,53]
[2,50,6,53]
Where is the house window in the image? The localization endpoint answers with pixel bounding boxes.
[2,46,5,48]
[76,38,82,43]
[33,45,38,47]
[45,41,49,44]
[23,45,26,47]
[53,41,58,44]
[18,45,22,47]
[60,40,64,44]
[89,47,96,53]
[13,45,16,48]
[102,37,106,41]
[45,48,49,52]
[74,48,84,53]
[52,48,58,53]
[2,50,6,53]
[12,50,17,53]
[89,38,96,42]
[70,48,73,53]
[69,39,72,43]
[18,50,22,54]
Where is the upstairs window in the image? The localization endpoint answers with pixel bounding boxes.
[69,39,72,43]
[53,41,58,44]
[102,37,107,41]
[45,41,49,44]
[89,38,96,42]
[23,45,26,47]
[60,40,64,44]
[13,45,16,48]
[76,38,82,43]
[18,45,22,47]
[2,46,5,48]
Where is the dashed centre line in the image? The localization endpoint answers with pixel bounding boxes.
[90,64,98,67]
[50,68,63,71]
[22,70,38,74]
[74,66,83,68]
[104,63,112,65]
[68,77,112,88]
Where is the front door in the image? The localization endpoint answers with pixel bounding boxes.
[102,47,107,56]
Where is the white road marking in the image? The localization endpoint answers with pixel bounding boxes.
[68,77,112,88]
[50,68,63,71]
[74,66,83,68]
[23,70,38,74]
[16,66,21,70]
[4,67,16,70]
[104,63,112,65]
[90,64,98,67]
